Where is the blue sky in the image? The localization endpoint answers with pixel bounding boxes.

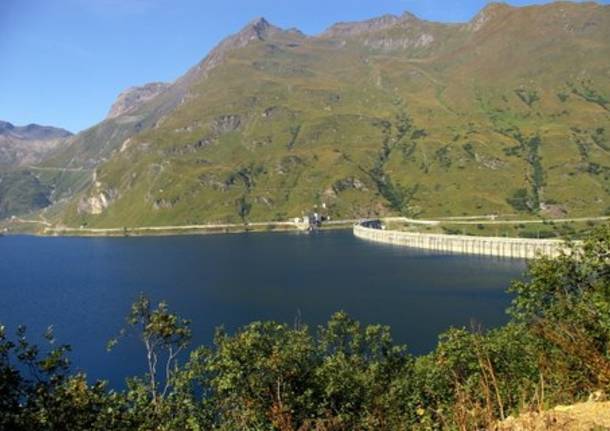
[0,0,607,132]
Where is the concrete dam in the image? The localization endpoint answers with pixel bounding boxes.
[353,223,570,259]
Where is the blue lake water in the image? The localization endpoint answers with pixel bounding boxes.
[0,230,526,388]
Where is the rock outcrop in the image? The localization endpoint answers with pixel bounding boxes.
[106,82,171,120]
[77,181,118,215]
[321,12,419,38]
[184,17,288,81]
[468,2,513,32]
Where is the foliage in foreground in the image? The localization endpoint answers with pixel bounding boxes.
[1,226,610,430]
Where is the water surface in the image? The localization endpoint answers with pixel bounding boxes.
[0,230,526,387]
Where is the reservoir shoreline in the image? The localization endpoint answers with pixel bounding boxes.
[3,216,605,249]
[3,219,358,237]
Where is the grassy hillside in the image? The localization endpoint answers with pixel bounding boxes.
[56,2,610,228]
[0,170,52,219]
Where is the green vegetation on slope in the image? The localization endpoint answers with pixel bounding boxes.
[0,170,51,219]
[3,4,610,227]
[2,226,610,430]
[55,2,610,229]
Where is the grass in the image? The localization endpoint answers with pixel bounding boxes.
[31,2,610,229]
[0,170,51,219]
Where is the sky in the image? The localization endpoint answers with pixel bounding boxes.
[1,0,608,132]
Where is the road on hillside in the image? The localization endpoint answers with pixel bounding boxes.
[7,215,609,235]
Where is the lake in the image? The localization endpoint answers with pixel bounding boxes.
[0,230,526,387]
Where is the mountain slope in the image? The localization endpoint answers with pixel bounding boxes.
[50,2,610,227]
[0,121,72,167]
[106,82,171,120]
[0,121,74,219]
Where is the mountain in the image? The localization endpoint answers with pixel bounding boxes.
[42,17,284,174]
[0,121,72,140]
[12,2,610,227]
[0,170,53,220]
[106,82,171,120]
[0,121,72,167]
[0,121,73,219]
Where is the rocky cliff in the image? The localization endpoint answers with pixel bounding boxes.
[106,82,171,120]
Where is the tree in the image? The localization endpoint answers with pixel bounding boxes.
[315,312,414,430]
[108,294,192,405]
[0,324,135,431]
[510,225,610,391]
[197,321,316,430]
[236,196,252,224]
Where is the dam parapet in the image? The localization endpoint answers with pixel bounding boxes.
[354,222,573,259]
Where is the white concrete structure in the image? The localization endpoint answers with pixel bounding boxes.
[354,223,572,259]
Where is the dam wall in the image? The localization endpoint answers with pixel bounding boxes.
[353,224,570,259]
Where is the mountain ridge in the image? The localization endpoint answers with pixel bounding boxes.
[106,82,171,120]
[0,121,72,142]
[0,120,72,167]
[3,2,610,227]
[0,121,74,219]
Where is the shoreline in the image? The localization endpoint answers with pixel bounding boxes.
[2,215,607,241]
[3,220,358,238]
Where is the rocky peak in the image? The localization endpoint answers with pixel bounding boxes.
[221,17,282,50]
[0,121,15,133]
[469,2,513,32]
[0,121,72,140]
[321,11,419,38]
[242,17,276,41]
[106,82,170,120]
[19,124,72,140]
[182,17,285,84]
[0,121,72,167]
[286,27,306,37]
